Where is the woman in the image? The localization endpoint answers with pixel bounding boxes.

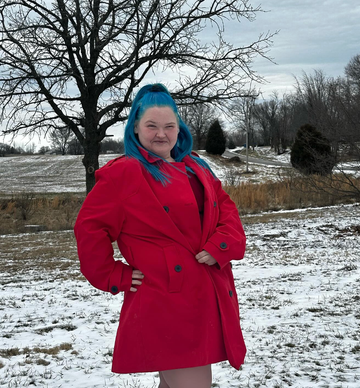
[74,84,246,388]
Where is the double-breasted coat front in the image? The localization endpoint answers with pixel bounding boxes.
[74,150,247,373]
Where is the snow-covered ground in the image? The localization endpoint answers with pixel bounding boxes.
[0,150,359,387]
[0,149,291,194]
[1,204,359,388]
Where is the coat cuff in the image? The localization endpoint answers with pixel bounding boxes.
[109,262,133,294]
[203,233,245,270]
[203,240,231,270]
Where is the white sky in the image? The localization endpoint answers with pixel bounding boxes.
[2,0,360,148]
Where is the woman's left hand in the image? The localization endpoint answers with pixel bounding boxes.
[195,250,217,266]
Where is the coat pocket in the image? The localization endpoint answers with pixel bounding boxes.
[163,245,184,293]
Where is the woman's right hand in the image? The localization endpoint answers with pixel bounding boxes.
[130,269,144,292]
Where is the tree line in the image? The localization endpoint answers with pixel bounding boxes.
[230,54,360,163]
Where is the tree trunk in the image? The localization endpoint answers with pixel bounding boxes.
[82,139,101,194]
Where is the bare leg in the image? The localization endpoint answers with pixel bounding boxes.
[160,365,212,388]
[158,371,171,388]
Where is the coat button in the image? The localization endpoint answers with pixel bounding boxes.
[229,290,233,297]
[220,242,227,249]
[214,201,217,207]
[111,285,119,294]
[163,206,169,213]
[174,265,182,272]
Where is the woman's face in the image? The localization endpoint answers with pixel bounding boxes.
[135,106,179,161]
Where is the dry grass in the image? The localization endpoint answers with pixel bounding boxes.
[225,174,360,215]
[0,229,81,284]
[0,193,84,235]
[1,171,359,235]
[0,343,74,359]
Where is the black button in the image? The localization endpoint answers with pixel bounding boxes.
[174,265,182,272]
[229,290,233,297]
[111,285,119,294]
[220,242,227,249]
[163,206,169,213]
[214,201,217,207]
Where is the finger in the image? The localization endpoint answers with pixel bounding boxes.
[132,279,142,286]
[205,258,217,266]
[195,251,207,260]
[130,287,138,292]
[197,254,211,264]
[132,272,144,279]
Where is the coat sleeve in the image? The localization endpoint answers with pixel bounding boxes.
[74,167,133,294]
[202,177,246,269]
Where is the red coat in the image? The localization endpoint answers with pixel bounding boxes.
[74,151,246,373]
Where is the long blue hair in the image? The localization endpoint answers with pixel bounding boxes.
[124,83,213,184]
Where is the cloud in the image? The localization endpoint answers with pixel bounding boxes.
[240,0,360,98]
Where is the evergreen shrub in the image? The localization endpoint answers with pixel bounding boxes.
[205,119,226,155]
[291,124,335,175]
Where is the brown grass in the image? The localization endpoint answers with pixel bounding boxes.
[0,193,84,235]
[224,174,360,215]
[0,172,359,234]
[0,343,74,359]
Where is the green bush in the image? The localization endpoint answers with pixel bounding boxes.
[291,124,335,175]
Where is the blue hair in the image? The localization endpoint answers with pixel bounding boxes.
[124,83,214,184]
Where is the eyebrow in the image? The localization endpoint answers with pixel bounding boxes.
[144,120,177,125]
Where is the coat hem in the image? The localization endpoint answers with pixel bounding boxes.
[111,355,228,374]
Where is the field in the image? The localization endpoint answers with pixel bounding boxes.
[0,151,360,387]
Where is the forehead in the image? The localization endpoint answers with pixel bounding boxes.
[140,106,178,122]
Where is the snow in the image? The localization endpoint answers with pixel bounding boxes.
[0,152,360,387]
[0,150,290,194]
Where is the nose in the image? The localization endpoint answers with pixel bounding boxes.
[156,127,166,137]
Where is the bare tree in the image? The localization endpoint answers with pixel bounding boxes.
[345,54,360,92]
[0,0,276,192]
[180,103,217,150]
[49,126,73,155]
[252,95,281,150]
[229,94,258,150]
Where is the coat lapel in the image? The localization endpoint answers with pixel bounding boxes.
[183,156,217,249]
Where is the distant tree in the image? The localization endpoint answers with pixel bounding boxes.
[0,0,276,193]
[227,137,237,149]
[0,143,8,156]
[205,119,226,155]
[24,143,36,154]
[226,130,246,148]
[229,94,259,149]
[68,138,83,155]
[345,54,360,92]
[251,93,295,153]
[50,126,73,155]
[180,103,218,150]
[291,124,335,175]
[38,146,50,155]
[100,138,124,154]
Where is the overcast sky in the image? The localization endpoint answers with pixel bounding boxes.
[240,0,360,99]
[2,0,360,147]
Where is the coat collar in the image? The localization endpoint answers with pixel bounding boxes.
[138,146,164,164]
